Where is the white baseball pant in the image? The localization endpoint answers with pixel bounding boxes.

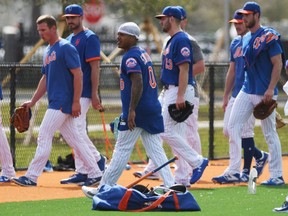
[143,95,202,185]
[160,85,204,169]
[0,108,15,178]
[71,97,101,174]
[223,96,255,138]
[99,127,175,187]
[226,91,282,178]
[173,96,201,184]
[25,109,102,182]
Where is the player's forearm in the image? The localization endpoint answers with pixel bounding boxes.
[31,75,46,106]
[178,63,189,99]
[223,64,235,97]
[72,70,83,103]
[268,54,282,92]
[193,60,205,76]
[90,60,100,98]
[129,74,142,111]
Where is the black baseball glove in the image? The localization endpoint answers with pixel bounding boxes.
[253,99,277,120]
[168,101,194,123]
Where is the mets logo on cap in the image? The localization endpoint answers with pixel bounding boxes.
[181,47,190,57]
[126,58,137,68]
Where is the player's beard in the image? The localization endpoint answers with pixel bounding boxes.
[68,22,81,31]
[245,18,256,29]
[162,21,171,33]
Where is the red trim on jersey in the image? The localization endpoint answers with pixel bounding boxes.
[86,56,101,62]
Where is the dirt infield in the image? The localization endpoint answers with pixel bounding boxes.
[1,157,288,203]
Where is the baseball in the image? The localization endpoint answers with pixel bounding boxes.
[125,164,131,170]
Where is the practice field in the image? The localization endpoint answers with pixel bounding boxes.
[1,158,288,215]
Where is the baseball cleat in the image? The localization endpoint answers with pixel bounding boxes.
[11,176,37,187]
[261,177,285,186]
[212,173,240,184]
[190,158,209,184]
[0,176,11,183]
[43,160,53,172]
[255,151,269,177]
[82,186,100,199]
[273,196,288,213]
[83,176,102,187]
[240,172,249,183]
[60,173,88,184]
[133,171,160,180]
[97,155,107,173]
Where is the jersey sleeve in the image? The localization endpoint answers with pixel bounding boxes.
[229,37,240,62]
[191,40,204,63]
[122,55,142,75]
[174,38,192,66]
[64,44,81,69]
[265,29,283,57]
[85,34,101,62]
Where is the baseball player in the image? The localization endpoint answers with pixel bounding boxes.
[212,2,284,185]
[11,15,102,187]
[0,84,16,182]
[212,10,268,184]
[156,6,208,185]
[82,22,175,196]
[133,6,205,187]
[60,4,106,185]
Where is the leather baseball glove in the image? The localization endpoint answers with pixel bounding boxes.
[168,101,194,123]
[10,106,32,133]
[253,99,277,120]
[276,111,287,129]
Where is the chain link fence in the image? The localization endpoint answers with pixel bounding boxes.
[1,62,288,170]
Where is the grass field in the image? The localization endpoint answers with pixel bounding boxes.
[1,185,287,215]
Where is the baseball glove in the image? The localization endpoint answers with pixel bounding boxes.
[168,101,194,123]
[10,106,32,133]
[276,111,287,129]
[253,99,277,120]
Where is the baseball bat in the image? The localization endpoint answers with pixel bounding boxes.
[99,111,114,158]
[126,156,178,188]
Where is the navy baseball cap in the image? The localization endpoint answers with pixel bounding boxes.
[229,9,243,23]
[155,6,183,20]
[63,4,83,17]
[237,2,261,15]
[177,6,187,19]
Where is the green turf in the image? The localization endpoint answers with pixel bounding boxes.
[1,185,287,215]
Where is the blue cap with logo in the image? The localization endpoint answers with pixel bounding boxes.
[63,4,83,17]
[229,9,243,23]
[237,2,261,15]
[177,6,187,19]
[155,6,183,20]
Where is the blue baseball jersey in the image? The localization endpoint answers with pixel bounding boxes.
[0,84,2,100]
[229,36,245,98]
[161,31,194,86]
[41,39,81,114]
[242,26,283,95]
[66,29,101,98]
[119,46,164,134]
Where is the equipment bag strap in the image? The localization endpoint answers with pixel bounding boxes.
[118,189,175,212]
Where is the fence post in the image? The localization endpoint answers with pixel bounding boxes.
[9,65,16,168]
[208,65,215,160]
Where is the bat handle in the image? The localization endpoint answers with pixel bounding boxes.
[126,156,178,188]
[152,156,178,173]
